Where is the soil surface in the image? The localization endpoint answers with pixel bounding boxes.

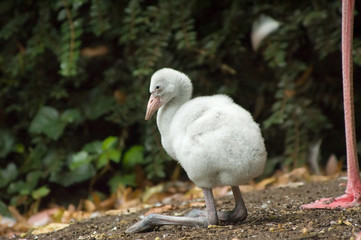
[4,178,361,240]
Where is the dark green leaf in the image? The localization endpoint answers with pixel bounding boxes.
[81,89,115,120]
[0,130,14,157]
[96,153,109,169]
[0,200,10,217]
[50,164,96,187]
[108,174,136,192]
[83,141,103,154]
[26,171,43,190]
[108,149,121,163]
[102,136,118,150]
[7,180,28,195]
[0,163,18,188]
[70,151,91,170]
[32,186,50,199]
[29,106,66,140]
[60,109,83,123]
[123,146,144,169]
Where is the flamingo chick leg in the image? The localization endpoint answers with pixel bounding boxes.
[223,186,248,222]
[186,186,248,222]
[125,213,208,233]
[125,188,219,233]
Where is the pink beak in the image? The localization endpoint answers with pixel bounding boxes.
[145,93,161,120]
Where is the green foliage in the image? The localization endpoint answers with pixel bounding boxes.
[0,130,15,158]
[29,106,82,140]
[71,136,122,171]
[123,146,144,170]
[1,0,361,214]
[0,163,17,188]
[259,1,342,170]
[57,0,85,76]
[32,186,50,200]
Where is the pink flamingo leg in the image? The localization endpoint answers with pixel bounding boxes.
[301,0,361,209]
[357,231,361,240]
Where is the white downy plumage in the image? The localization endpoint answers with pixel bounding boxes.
[126,68,267,233]
[147,68,267,188]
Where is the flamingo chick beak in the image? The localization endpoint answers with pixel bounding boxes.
[145,93,161,120]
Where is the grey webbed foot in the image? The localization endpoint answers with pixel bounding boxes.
[186,186,247,223]
[125,213,208,233]
[125,186,247,233]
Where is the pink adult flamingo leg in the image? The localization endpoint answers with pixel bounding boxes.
[356,231,361,240]
[302,0,361,209]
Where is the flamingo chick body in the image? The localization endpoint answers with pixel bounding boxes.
[126,68,267,233]
[165,94,265,188]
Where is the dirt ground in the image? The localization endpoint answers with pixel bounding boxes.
[4,178,361,240]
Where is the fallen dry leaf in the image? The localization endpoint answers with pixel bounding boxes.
[279,167,309,184]
[161,193,185,204]
[184,186,203,200]
[239,184,256,192]
[115,186,142,209]
[277,182,304,188]
[106,208,139,216]
[255,177,276,190]
[84,199,96,212]
[8,206,27,224]
[99,194,116,210]
[144,204,174,216]
[81,45,108,57]
[27,208,58,227]
[310,175,333,182]
[31,223,69,235]
[188,201,205,208]
[0,216,16,227]
[142,184,165,203]
[213,186,231,197]
[343,220,353,227]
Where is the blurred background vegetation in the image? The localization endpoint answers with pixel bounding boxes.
[1,0,361,216]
